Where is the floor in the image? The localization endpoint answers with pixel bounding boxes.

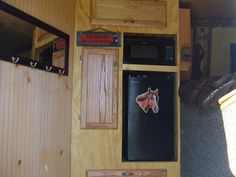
[181,103,234,177]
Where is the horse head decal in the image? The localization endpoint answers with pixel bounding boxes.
[136,87,159,114]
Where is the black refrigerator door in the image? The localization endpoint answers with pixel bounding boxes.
[123,72,175,161]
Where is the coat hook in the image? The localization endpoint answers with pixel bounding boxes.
[45,66,52,71]
[11,56,19,63]
[58,69,65,75]
[30,61,37,68]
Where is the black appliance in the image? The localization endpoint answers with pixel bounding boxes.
[123,71,175,161]
[123,35,175,65]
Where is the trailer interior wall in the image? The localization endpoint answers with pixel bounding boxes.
[0,0,75,177]
[72,0,180,177]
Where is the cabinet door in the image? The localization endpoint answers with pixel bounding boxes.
[87,170,167,177]
[81,48,118,129]
[91,0,167,27]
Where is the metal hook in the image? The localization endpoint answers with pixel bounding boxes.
[11,56,20,63]
[58,69,65,75]
[30,61,37,68]
[45,66,52,72]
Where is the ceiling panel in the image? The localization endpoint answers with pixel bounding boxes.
[180,0,236,20]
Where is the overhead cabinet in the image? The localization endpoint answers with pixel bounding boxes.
[81,48,118,129]
[91,0,167,27]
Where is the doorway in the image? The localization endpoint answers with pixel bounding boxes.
[230,43,236,73]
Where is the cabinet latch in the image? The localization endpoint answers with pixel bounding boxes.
[124,17,135,24]
[122,172,134,176]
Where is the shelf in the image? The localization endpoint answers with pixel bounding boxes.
[123,64,178,73]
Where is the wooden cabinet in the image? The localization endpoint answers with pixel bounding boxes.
[87,170,167,177]
[179,9,191,53]
[91,0,167,27]
[80,48,118,129]
[179,8,192,81]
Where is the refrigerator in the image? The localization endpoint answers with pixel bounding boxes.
[123,71,175,161]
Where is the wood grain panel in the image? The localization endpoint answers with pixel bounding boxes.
[179,9,191,49]
[0,61,72,177]
[91,0,167,27]
[87,169,167,177]
[76,0,178,34]
[0,1,74,177]
[3,0,75,34]
[179,8,192,81]
[81,48,118,129]
[123,64,178,73]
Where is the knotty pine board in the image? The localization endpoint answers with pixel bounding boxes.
[0,61,72,177]
[0,0,75,177]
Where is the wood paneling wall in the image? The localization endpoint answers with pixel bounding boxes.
[2,0,75,75]
[2,0,75,35]
[72,0,180,177]
[0,62,71,177]
[0,1,75,177]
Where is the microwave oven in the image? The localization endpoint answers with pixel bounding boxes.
[123,35,176,65]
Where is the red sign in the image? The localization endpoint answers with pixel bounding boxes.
[55,38,65,49]
[53,38,65,52]
[77,32,121,46]
[80,33,114,44]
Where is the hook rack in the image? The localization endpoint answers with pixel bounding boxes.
[30,61,37,68]
[45,66,52,72]
[0,55,67,76]
[59,69,65,75]
[11,56,20,63]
